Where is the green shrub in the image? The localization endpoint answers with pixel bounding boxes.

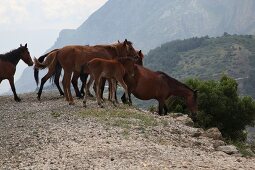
[167,75,255,140]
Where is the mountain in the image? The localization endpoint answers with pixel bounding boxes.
[144,34,255,98]
[14,0,255,94]
[49,0,255,52]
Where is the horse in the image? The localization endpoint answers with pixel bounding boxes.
[34,39,139,105]
[34,48,90,100]
[83,57,137,107]
[88,49,144,102]
[0,44,33,101]
[123,65,198,115]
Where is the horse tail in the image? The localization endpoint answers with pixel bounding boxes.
[33,50,59,85]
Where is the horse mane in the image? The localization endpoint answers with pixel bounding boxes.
[157,71,195,92]
[0,47,25,65]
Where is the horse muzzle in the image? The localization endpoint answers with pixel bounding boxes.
[28,61,34,66]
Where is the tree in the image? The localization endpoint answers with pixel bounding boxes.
[167,75,255,140]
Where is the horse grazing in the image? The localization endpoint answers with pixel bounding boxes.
[83,57,137,107]
[123,65,198,115]
[0,44,33,101]
[34,39,139,105]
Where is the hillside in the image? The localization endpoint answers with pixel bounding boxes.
[145,34,255,98]
[1,91,255,169]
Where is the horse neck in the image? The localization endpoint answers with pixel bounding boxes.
[113,43,126,58]
[1,50,21,66]
[163,74,194,98]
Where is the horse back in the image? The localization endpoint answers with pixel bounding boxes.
[88,58,124,77]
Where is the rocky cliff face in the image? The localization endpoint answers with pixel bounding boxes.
[49,0,255,52]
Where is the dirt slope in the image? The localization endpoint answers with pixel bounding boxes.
[0,91,254,169]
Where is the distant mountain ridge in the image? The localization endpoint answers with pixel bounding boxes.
[49,0,255,52]
[14,0,255,94]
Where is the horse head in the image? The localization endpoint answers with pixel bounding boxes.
[118,57,137,77]
[187,89,198,113]
[135,50,144,66]
[20,43,33,66]
[117,39,139,59]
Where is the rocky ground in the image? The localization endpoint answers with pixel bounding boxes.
[0,91,255,169]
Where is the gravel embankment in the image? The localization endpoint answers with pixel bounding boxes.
[0,91,255,169]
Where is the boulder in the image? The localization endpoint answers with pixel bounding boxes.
[212,140,226,148]
[216,145,239,155]
[175,115,194,127]
[202,127,223,140]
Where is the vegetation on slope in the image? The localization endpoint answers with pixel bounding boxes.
[145,34,255,98]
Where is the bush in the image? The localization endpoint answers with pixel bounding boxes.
[167,75,255,140]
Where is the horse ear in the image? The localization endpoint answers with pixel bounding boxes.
[118,40,120,43]
[138,50,142,55]
[25,43,27,48]
[123,39,128,46]
[20,44,22,47]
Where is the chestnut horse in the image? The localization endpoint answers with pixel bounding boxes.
[83,57,137,107]
[34,39,139,105]
[87,49,144,101]
[34,48,89,99]
[123,65,198,115]
[0,44,33,101]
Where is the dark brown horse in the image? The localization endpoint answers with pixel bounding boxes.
[83,57,137,107]
[34,39,139,105]
[123,65,198,115]
[0,44,33,101]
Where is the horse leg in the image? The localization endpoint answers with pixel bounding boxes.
[8,77,21,102]
[158,100,164,116]
[95,76,103,107]
[163,103,168,115]
[62,71,74,105]
[71,72,82,98]
[117,78,130,105]
[83,75,94,107]
[111,79,117,106]
[108,79,112,101]
[80,73,92,97]
[100,78,106,101]
[114,81,119,104]
[121,92,127,104]
[128,92,132,105]
[54,65,64,96]
[37,68,55,100]
[86,76,95,97]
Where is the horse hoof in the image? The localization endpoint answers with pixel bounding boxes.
[37,96,41,101]
[98,104,104,108]
[69,102,75,105]
[15,98,21,102]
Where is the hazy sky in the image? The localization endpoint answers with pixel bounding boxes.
[0,0,107,93]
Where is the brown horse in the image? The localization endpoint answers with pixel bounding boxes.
[88,49,144,101]
[0,44,33,101]
[123,65,198,115]
[34,48,90,99]
[83,57,137,107]
[34,39,139,105]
